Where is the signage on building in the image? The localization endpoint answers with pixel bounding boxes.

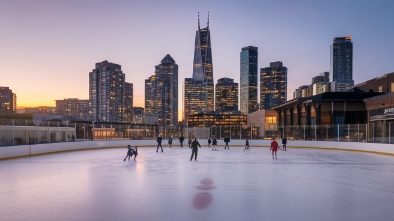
[384,107,394,115]
[370,106,394,117]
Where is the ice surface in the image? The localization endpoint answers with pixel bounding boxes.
[1,146,394,221]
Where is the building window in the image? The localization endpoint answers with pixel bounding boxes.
[378,85,383,92]
[391,82,394,93]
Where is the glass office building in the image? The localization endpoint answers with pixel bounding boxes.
[260,61,287,110]
[330,36,353,92]
[145,54,178,126]
[215,78,238,112]
[240,46,258,114]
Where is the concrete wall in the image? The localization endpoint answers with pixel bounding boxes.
[1,139,393,160]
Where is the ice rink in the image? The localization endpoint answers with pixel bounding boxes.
[1,145,394,221]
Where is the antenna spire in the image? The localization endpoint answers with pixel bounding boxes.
[198,12,200,29]
[207,11,210,27]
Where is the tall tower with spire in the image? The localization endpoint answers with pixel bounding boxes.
[184,12,214,122]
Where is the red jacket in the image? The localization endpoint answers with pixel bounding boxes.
[270,140,279,151]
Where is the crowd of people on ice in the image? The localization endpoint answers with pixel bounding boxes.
[123,134,288,161]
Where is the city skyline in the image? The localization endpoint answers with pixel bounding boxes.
[1,0,394,115]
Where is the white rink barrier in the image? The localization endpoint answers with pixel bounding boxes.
[1,139,393,160]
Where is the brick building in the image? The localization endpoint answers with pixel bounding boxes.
[352,72,394,93]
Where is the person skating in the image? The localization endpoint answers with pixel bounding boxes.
[282,137,288,151]
[270,138,281,159]
[123,145,138,161]
[188,137,192,148]
[212,136,218,150]
[179,135,184,147]
[168,136,173,148]
[224,136,230,149]
[244,139,250,151]
[207,137,212,148]
[156,134,163,152]
[190,137,201,161]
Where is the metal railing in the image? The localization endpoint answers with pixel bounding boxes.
[1,118,392,146]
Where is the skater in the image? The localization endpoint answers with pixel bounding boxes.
[270,138,281,159]
[244,139,250,151]
[212,136,217,150]
[207,137,212,148]
[123,145,138,161]
[188,137,192,148]
[179,135,184,147]
[282,137,288,151]
[168,136,173,148]
[156,134,163,152]
[190,138,201,161]
[224,136,230,149]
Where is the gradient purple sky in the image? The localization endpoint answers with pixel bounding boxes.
[1,0,394,117]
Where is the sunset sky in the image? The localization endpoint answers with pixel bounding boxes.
[1,0,393,118]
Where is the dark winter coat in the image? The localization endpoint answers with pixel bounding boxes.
[191,140,201,149]
[212,138,217,145]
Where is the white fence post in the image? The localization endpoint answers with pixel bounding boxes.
[373,122,376,143]
[315,124,317,141]
[25,120,28,145]
[36,120,39,144]
[348,124,349,142]
[12,119,14,146]
[84,123,86,141]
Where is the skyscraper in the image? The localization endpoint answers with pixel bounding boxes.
[145,75,157,116]
[89,60,132,123]
[330,36,353,92]
[240,46,258,114]
[260,61,287,110]
[185,12,214,120]
[0,86,16,114]
[184,78,206,119]
[215,78,238,113]
[124,82,134,123]
[145,54,178,126]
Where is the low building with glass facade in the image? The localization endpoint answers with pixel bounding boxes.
[186,112,249,139]
[272,92,382,140]
[364,93,394,143]
[247,109,278,139]
[186,112,246,127]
